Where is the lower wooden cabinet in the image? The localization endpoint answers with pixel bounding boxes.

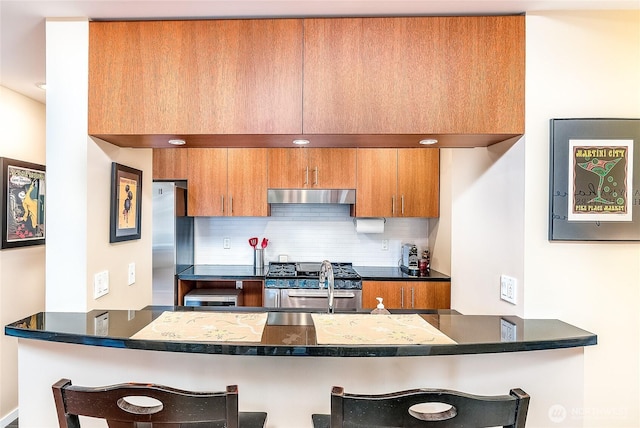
[362,280,450,310]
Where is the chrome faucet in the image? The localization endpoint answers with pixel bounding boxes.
[319,260,335,314]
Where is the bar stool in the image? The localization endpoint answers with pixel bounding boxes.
[52,378,267,428]
[312,385,529,428]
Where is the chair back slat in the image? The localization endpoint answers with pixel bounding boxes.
[52,379,240,428]
[326,386,530,428]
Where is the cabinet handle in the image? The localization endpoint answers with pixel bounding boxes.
[221,195,224,214]
[304,166,309,185]
[392,195,396,215]
[401,195,405,215]
[229,196,233,215]
[400,287,404,309]
[314,166,319,185]
[411,287,415,308]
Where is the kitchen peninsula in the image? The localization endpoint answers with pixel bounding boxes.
[7,307,595,427]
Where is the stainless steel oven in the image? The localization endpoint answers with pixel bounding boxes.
[184,289,243,307]
[264,262,362,310]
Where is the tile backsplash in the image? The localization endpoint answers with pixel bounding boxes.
[195,204,429,266]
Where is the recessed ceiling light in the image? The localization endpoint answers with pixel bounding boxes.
[168,139,186,146]
[35,82,47,90]
[293,139,310,146]
[419,139,438,145]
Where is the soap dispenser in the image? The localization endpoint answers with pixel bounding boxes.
[370,297,391,315]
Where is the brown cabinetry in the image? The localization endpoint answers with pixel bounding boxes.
[356,148,439,217]
[303,16,524,135]
[89,19,303,136]
[187,148,267,216]
[153,148,188,180]
[267,148,356,189]
[362,281,451,310]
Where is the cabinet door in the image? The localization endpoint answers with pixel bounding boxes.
[153,148,188,180]
[303,16,524,135]
[356,149,397,217]
[227,149,268,216]
[362,281,403,310]
[397,149,439,217]
[187,148,227,216]
[308,149,356,188]
[89,19,303,135]
[267,149,308,188]
[410,281,451,309]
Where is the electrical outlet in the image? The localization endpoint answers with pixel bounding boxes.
[381,239,389,251]
[94,270,109,299]
[128,263,135,285]
[500,274,517,305]
[223,238,231,249]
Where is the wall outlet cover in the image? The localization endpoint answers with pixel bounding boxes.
[94,271,109,299]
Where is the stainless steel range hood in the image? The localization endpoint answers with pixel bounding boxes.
[267,189,356,204]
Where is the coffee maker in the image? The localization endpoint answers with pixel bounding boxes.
[401,244,420,276]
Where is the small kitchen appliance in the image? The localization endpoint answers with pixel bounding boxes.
[401,244,420,276]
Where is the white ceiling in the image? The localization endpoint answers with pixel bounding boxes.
[1,0,637,104]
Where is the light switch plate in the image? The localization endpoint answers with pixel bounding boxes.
[128,262,135,285]
[94,271,109,299]
[500,274,517,305]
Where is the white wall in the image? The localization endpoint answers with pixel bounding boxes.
[0,86,46,425]
[195,205,430,267]
[45,19,153,313]
[524,10,640,427]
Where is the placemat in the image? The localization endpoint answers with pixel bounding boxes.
[311,313,456,345]
[131,311,268,343]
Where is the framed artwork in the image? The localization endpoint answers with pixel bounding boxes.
[549,118,639,241]
[110,162,142,243]
[0,158,46,249]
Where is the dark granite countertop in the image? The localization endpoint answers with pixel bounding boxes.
[178,264,450,282]
[5,307,596,358]
[179,265,265,280]
[354,266,450,281]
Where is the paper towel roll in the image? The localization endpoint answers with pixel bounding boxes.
[355,218,385,234]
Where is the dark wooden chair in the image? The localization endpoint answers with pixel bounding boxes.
[52,378,267,428]
[312,386,529,428]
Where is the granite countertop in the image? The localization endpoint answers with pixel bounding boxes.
[178,264,450,282]
[354,266,450,281]
[179,265,266,280]
[5,307,596,358]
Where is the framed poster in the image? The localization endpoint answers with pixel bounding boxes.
[0,158,46,249]
[549,119,639,241]
[110,163,142,243]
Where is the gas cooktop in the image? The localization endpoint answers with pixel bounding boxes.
[265,262,362,289]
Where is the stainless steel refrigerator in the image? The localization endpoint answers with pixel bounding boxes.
[152,181,194,305]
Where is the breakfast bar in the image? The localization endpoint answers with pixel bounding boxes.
[7,307,595,427]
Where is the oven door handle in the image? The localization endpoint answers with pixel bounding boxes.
[287,290,356,298]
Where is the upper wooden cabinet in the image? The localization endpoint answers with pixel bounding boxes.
[153,149,188,180]
[186,148,267,216]
[302,16,524,135]
[89,16,524,148]
[267,148,356,189]
[89,19,303,136]
[356,148,439,217]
